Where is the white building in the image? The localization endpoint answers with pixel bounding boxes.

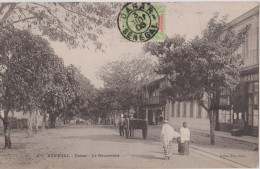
[145,6,259,136]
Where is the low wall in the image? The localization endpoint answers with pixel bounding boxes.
[0,115,43,130]
[9,118,28,129]
[169,117,210,131]
[0,117,28,129]
[218,123,232,132]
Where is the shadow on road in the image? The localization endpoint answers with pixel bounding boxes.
[59,134,158,145]
[0,140,39,150]
[149,150,180,156]
[130,154,165,160]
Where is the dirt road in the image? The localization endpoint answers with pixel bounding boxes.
[0,125,256,169]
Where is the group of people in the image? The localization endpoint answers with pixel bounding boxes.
[118,114,191,160]
[161,120,191,160]
[118,114,134,137]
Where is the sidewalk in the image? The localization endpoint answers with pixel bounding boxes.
[148,125,259,168]
[189,143,258,168]
[195,128,258,144]
[149,125,258,145]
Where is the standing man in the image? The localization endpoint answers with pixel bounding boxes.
[160,119,180,160]
[118,114,125,136]
[178,122,191,155]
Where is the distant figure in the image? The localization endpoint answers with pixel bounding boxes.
[159,115,163,125]
[129,115,134,138]
[155,115,158,125]
[125,115,134,138]
[123,115,128,135]
[98,117,102,125]
[160,120,180,160]
[118,114,125,136]
[130,114,134,118]
[178,122,191,155]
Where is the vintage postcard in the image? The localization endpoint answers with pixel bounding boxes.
[0,1,259,169]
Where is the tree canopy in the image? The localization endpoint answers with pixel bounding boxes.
[0,28,57,114]
[144,14,249,110]
[61,64,95,122]
[98,56,158,115]
[0,28,96,147]
[144,14,249,144]
[0,3,122,49]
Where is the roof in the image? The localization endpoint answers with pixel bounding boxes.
[147,76,166,88]
[228,5,259,27]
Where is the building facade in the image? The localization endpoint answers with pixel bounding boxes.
[144,6,259,136]
[144,77,209,130]
[218,6,259,136]
[144,77,166,125]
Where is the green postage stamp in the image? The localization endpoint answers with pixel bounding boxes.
[117,3,165,42]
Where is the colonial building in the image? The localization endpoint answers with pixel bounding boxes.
[144,77,166,125]
[144,77,209,130]
[144,6,259,136]
[218,6,259,136]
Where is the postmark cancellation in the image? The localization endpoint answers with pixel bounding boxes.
[117,2,165,42]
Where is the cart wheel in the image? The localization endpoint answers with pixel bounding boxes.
[126,128,130,139]
[129,128,133,138]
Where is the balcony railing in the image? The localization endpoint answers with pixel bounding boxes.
[241,49,259,68]
[144,95,166,105]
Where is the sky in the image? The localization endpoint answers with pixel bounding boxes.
[51,2,258,88]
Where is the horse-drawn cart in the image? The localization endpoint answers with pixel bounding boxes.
[125,118,148,139]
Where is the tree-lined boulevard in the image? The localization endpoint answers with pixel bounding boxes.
[0,2,258,169]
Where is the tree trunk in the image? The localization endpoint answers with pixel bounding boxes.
[3,123,11,149]
[42,113,46,132]
[63,111,66,125]
[207,91,220,145]
[3,110,11,149]
[27,113,33,137]
[49,114,56,128]
[35,110,39,133]
[3,122,11,149]
[208,110,217,145]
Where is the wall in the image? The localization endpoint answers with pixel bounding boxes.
[0,111,43,129]
[232,8,259,69]
[170,117,210,131]
[166,101,210,131]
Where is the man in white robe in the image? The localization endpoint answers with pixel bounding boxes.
[160,120,180,160]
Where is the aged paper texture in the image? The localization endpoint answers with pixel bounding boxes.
[0,1,259,169]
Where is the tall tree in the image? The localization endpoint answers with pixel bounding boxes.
[89,88,117,122]
[144,14,249,145]
[0,28,97,147]
[62,64,95,123]
[0,2,121,49]
[41,56,72,128]
[98,56,157,116]
[0,28,59,147]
